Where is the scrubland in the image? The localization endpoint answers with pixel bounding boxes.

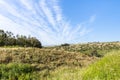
[0,42,120,80]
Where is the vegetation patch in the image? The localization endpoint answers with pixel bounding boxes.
[82,50,120,80]
[0,63,39,80]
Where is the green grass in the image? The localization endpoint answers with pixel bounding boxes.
[82,50,120,80]
[0,63,39,80]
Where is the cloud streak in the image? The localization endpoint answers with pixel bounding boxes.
[0,0,94,45]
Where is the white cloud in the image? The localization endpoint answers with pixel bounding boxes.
[0,14,31,36]
[0,0,94,45]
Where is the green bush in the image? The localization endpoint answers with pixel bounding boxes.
[0,63,38,80]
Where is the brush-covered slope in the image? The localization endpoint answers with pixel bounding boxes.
[0,47,96,79]
[46,41,120,56]
[0,41,120,79]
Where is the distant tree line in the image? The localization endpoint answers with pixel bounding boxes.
[0,29,42,48]
[61,43,70,46]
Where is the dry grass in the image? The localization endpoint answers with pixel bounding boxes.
[0,48,96,70]
[0,41,120,79]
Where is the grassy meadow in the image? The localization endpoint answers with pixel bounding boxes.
[0,42,120,80]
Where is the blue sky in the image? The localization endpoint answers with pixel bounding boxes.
[0,0,120,45]
[62,0,120,42]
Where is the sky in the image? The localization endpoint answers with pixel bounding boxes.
[0,0,120,46]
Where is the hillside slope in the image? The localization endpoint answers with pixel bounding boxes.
[0,42,120,79]
[0,47,97,79]
[43,50,120,80]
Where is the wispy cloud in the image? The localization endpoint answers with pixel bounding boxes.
[89,15,96,23]
[0,0,94,45]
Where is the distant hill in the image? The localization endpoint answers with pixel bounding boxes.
[46,41,120,56]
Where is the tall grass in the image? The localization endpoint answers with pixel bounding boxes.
[82,50,120,80]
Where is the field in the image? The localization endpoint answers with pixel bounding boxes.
[0,42,120,80]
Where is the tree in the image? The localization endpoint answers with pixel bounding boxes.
[61,43,70,46]
[0,30,7,46]
[0,29,42,48]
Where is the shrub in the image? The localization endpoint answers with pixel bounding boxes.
[61,43,70,46]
